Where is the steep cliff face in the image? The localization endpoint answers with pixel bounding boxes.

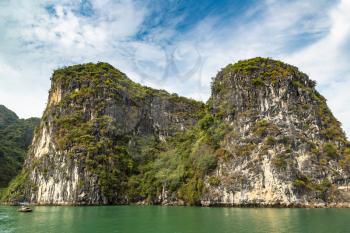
[2,63,204,204]
[3,58,350,207]
[201,58,350,207]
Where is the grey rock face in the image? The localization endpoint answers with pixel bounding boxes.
[4,59,350,207]
[15,63,203,205]
[201,58,350,207]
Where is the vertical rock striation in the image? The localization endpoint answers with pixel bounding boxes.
[202,58,350,207]
[3,62,203,204]
[3,58,350,207]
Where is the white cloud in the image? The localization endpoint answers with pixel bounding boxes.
[285,0,350,136]
[323,79,350,137]
[152,0,350,136]
[142,0,330,99]
[286,0,350,83]
[0,0,349,138]
[0,0,147,118]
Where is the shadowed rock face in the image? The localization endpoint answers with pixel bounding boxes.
[0,105,40,188]
[3,58,350,207]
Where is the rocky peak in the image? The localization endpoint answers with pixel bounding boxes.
[201,58,350,207]
[2,62,204,204]
[211,58,346,145]
[0,105,19,129]
[2,58,350,207]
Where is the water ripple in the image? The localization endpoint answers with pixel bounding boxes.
[0,206,349,233]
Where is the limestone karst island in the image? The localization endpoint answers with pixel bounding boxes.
[1,58,350,208]
[1,1,350,232]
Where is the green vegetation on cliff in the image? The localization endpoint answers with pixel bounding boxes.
[221,57,306,83]
[0,105,40,189]
[213,57,346,144]
[126,110,230,204]
[13,62,205,204]
[3,58,350,206]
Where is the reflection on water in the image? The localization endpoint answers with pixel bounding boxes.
[1,206,350,233]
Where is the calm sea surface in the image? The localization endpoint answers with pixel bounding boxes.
[0,205,349,233]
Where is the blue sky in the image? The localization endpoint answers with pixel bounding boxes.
[0,0,350,136]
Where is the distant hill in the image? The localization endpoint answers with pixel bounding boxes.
[0,105,18,128]
[0,105,40,187]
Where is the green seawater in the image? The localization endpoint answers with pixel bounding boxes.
[0,206,349,233]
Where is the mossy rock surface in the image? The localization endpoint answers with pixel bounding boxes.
[3,58,350,206]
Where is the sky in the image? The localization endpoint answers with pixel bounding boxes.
[0,0,349,137]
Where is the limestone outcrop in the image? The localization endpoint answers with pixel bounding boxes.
[3,58,350,207]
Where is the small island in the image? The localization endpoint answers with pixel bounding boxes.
[1,58,350,207]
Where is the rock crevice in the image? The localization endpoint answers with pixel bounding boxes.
[3,58,350,207]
